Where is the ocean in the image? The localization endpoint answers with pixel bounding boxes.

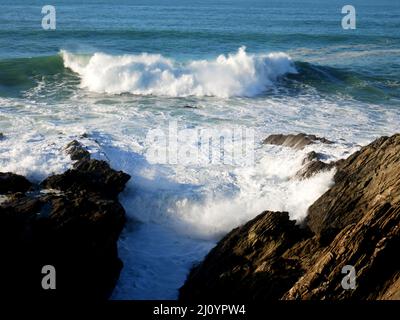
[0,0,399,299]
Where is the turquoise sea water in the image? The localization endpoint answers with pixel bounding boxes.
[0,0,399,299]
[1,0,400,104]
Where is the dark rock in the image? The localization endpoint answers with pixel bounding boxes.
[263,133,333,150]
[41,159,130,199]
[0,141,131,300]
[65,140,90,161]
[0,172,32,194]
[0,190,126,300]
[180,134,400,300]
[0,132,4,140]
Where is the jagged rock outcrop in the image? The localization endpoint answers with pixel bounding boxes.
[41,158,130,199]
[179,211,311,301]
[263,133,333,150]
[295,151,337,179]
[306,134,400,238]
[180,134,400,300]
[0,141,130,300]
[64,139,90,161]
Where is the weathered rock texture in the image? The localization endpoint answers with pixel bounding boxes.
[263,133,333,150]
[180,134,400,301]
[0,141,130,300]
[179,211,311,301]
[295,151,337,179]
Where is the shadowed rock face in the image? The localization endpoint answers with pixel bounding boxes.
[0,141,130,300]
[263,133,333,150]
[180,134,400,301]
[179,211,311,301]
[0,172,32,194]
[41,158,130,199]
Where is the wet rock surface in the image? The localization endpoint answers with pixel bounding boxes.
[295,151,336,179]
[180,134,400,301]
[263,133,333,150]
[41,157,130,199]
[0,140,130,300]
[64,139,90,161]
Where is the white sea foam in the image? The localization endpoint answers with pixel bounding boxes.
[115,143,336,241]
[109,140,338,299]
[61,47,297,98]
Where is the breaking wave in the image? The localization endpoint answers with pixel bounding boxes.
[61,47,297,98]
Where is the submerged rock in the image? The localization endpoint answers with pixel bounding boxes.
[180,134,400,300]
[0,141,130,300]
[263,133,333,150]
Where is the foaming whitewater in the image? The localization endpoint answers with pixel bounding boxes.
[106,137,341,299]
[171,151,335,239]
[61,47,297,98]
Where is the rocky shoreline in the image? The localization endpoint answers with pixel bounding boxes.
[0,141,130,299]
[180,133,400,300]
[1,134,399,300]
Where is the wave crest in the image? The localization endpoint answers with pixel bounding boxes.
[61,47,297,98]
